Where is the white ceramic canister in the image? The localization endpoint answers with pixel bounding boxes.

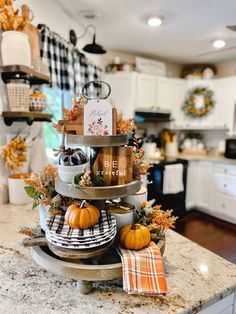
[57,161,90,183]
[106,203,134,231]
[165,142,178,158]
[39,204,50,231]
[142,143,157,159]
[122,186,148,219]
[1,31,31,67]
[8,173,32,205]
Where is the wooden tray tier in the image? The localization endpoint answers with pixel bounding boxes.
[55,178,141,200]
[31,238,165,291]
[66,134,129,147]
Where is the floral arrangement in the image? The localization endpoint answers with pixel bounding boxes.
[1,136,27,171]
[116,113,136,134]
[136,200,178,243]
[182,87,215,118]
[62,95,86,121]
[53,95,86,133]
[132,146,150,179]
[24,165,73,212]
[73,171,104,187]
[0,0,29,31]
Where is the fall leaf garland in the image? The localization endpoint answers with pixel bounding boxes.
[1,137,27,171]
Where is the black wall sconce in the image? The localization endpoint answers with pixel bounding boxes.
[69,25,106,54]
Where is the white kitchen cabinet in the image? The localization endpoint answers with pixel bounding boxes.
[155,77,173,111]
[135,74,156,110]
[212,77,236,131]
[196,161,213,210]
[186,160,213,211]
[186,160,198,209]
[104,72,137,118]
[186,160,236,223]
[171,78,187,127]
[211,162,236,223]
[105,72,236,130]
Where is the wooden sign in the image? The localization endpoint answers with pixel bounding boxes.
[92,146,133,186]
[84,99,114,136]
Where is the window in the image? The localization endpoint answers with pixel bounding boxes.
[42,86,72,149]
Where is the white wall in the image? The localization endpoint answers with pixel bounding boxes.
[16,0,181,75]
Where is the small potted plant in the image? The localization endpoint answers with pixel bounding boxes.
[24,165,74,231]
[0,0,31,66]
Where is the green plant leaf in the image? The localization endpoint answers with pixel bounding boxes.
[73,173,83,185]
[24,186,37,198]
[32,201,38,210]
[92,174,104,186]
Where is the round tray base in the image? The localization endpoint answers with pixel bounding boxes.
[31,239,165,294]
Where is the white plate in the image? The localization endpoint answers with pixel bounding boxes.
[46,229,116,250]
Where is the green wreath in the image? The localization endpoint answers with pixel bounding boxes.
[182,87,215,118]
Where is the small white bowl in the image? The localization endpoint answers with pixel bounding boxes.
[58,161,89,183]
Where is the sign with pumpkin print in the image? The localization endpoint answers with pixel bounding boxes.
[84,99,113,136]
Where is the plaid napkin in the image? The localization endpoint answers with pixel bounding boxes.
[118,241,167,295]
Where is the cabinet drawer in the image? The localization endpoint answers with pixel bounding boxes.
[198,293,234,314]
[214,174,236,197]
[214,163,236,176]
[213,193,236,220]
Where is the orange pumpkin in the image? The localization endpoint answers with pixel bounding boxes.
[65,202,100,230]
[119,223,151,250]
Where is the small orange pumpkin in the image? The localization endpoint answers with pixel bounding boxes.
[65,202,100,230]
[119,223,151,250]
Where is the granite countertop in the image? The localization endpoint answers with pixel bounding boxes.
[178,152,236,165]
[0,203,236,314]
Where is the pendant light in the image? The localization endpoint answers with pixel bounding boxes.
[69,25,106,54]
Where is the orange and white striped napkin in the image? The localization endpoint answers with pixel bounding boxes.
[118,241,167,295]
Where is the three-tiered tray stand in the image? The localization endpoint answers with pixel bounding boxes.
[31,133,142,294]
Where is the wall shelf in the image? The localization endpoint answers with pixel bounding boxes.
[0,65,51,85]
[2,111,52,126]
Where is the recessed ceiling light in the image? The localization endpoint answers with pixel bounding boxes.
[213,39,226,49]
[146,15,164,27]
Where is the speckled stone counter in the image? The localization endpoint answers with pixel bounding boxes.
[178,153,236,165]
[0,203,236,314]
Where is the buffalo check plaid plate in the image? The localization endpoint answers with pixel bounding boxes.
[46,210,116,238]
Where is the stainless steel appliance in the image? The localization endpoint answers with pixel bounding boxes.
[225,139,236,159]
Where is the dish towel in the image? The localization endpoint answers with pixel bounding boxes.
[118,241,167,295]
[163,163,184,194]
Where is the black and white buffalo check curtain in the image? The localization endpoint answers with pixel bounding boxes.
[38,25,102,96]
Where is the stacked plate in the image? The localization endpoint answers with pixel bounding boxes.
[45,210,116,250]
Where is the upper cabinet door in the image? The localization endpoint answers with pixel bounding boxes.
[171,78,187,127]
[135,74,156,110]
[213,77,236,131]
[104,72,137,118]
[155,77,173,111]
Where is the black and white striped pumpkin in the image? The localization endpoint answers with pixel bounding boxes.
[58,148,88,166]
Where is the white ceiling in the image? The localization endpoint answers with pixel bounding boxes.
[56,0,236,64]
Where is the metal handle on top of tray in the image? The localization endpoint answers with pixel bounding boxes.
[81,80,111,100]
